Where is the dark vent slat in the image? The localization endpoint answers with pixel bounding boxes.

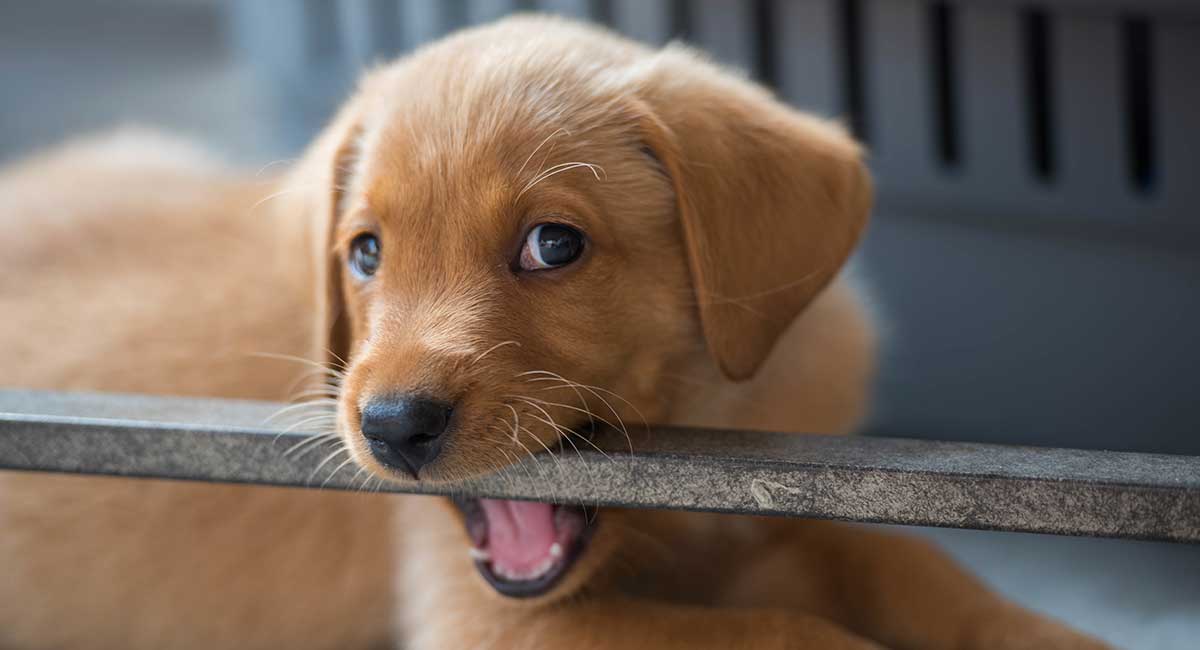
[773,0,839,117]
[1156,20,1200,213]
[959,5,1027,196]
[688,0,757,75]
[1054,12,1130,215]
[864,0,938,194]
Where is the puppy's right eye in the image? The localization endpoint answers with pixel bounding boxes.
[348,233,381,279]
[517,223,585,272]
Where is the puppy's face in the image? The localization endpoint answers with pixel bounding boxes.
[304,17,870,600]
[334,111,691,484]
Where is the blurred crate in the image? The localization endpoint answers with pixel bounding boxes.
[230,0,1200,233]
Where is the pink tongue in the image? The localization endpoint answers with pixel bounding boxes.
[478,499,558,574]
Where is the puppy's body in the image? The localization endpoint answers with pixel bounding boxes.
[0,132,868,649]
[0,132,396,649]
[0,17,1104,650]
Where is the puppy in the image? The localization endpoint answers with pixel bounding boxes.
[0,16,1106,650]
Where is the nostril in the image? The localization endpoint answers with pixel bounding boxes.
[409,432,440,447]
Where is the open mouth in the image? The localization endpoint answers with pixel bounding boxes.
[454,497,597,598]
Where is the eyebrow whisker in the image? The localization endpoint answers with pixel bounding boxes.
[515,127,570,181]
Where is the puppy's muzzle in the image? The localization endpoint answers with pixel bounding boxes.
[360,394,454,477]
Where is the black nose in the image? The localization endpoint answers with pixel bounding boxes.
[360,395,453,476]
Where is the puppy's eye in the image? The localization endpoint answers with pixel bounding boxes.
[518,223,585,272]
[348,233,381,279]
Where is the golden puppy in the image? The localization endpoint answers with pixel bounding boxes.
[0,16,1106,650]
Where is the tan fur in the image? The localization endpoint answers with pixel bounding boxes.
[0,16,1105,650]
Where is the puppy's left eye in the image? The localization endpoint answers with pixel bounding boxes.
[518,223,585,272]
[348,233,381,279]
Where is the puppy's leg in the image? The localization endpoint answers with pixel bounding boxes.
[723,520,1110,650]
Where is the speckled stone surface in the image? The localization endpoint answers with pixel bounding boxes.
[1,388,1197,543]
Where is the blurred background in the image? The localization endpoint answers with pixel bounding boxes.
[4,0,1197,455]
[2,2,1198,645]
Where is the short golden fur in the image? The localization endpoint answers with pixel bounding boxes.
[0,17,1105,649]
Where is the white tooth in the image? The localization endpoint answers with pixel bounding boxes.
[492,549,565,582]
[468,547,490,562]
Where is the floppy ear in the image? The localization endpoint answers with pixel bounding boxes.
[284,102,366,369]
[634,47,872,380]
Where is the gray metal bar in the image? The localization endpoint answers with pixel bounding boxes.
[1,389,1198,543]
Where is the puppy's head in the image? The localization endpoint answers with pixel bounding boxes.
[297,16,869,598]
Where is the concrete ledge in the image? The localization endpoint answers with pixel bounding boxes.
[0,389,1197,543]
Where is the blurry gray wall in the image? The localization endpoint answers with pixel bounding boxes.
[1,0,1198,453]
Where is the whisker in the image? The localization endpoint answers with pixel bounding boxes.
[497,446,542,500]
[281,370,342,404]
[521,372,642,454]
[534,413,613,463]
[349,465,369,491]
[250,351,346,378]
[505,416,564,470]
[502,403,523,442]
[254,157,298,177]
[323,347,350,371]
[512,420,574,490]
[287,387,342,400]
[485,445,518,495]
[277,413,339,434]
[512,370,594,429]
[512,435,547,482]
[509,394,622,438]
[283,433,341,459]
[320,456,357,488]
[545,413,585,464]
[516,161,606,201]
[480,433,525,494]
[264,399,337,425]
[471,340,521,367]
[508,396,613,463]
[515,128,569,181]
[308,446,349,483]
